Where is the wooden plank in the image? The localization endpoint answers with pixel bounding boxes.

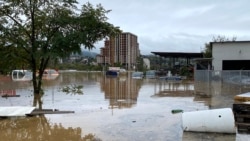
[233,103,250,109]
[2,95,20,98]
[27,109,74,116]
[236,122,250,126]
[237,124,250,134]
[233,103,250,133]
[35,109,53,111]
[233,103,250,115]
[235,114,250,118]
[237,128,250,134]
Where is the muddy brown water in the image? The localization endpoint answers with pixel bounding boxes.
[0,71,250,141]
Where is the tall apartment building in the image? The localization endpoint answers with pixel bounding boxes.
[97,32,140,70]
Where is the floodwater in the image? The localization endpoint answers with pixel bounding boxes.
[0,71,250,141]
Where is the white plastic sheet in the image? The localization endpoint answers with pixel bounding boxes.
[0,106,36,116]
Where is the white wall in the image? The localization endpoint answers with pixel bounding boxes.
[212,42,250,70]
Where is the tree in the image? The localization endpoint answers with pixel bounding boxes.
[203,43,213,58]
[212,35,237,42]
[0,0,121,105]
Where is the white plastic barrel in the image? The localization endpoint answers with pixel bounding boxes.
[182,108,236,133]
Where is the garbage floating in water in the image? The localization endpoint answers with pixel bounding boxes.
[182,108,236,133]
[171,109,183,114]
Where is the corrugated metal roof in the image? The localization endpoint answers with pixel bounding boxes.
[151,52,203,58]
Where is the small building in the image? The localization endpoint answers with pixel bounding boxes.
[194,41,250,84]
[212,41,250,70]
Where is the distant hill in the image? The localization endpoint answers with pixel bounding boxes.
[81,50,98,58]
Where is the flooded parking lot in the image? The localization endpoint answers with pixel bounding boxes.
[0,71,250,141]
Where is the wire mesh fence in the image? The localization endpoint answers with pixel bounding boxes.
[194,70,250,85]
[194,70,250,96]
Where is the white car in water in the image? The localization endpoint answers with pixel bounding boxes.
[132,72,144,79]
[11,70,33,81]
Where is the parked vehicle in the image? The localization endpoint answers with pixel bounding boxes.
[106,70,119,77]
[145,70,156,79]
[11,69,59,81]
[132,72,144,79]
[42,69,59,80]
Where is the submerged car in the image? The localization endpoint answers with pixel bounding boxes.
[132,72,144,79]
[145,70,156,79]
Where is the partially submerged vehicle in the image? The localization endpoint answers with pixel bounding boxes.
[119,68,127,75]
[11,70,33,81]
[11,69,59,81]
[106,70,119,77]
[132,72,144,79]
[106,67,121,77]
[42,69,59,80]
[145,70,156,79]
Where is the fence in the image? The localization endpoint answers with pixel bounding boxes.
[194,70,250,96]
[194,70,250,85]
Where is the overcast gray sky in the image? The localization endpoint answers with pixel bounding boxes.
[79,0,250,55]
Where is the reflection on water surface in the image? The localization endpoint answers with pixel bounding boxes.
[0,116,100,141]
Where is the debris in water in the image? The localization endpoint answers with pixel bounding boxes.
[171,109,183,114]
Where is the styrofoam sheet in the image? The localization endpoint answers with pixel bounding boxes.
[0,106,36,116]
